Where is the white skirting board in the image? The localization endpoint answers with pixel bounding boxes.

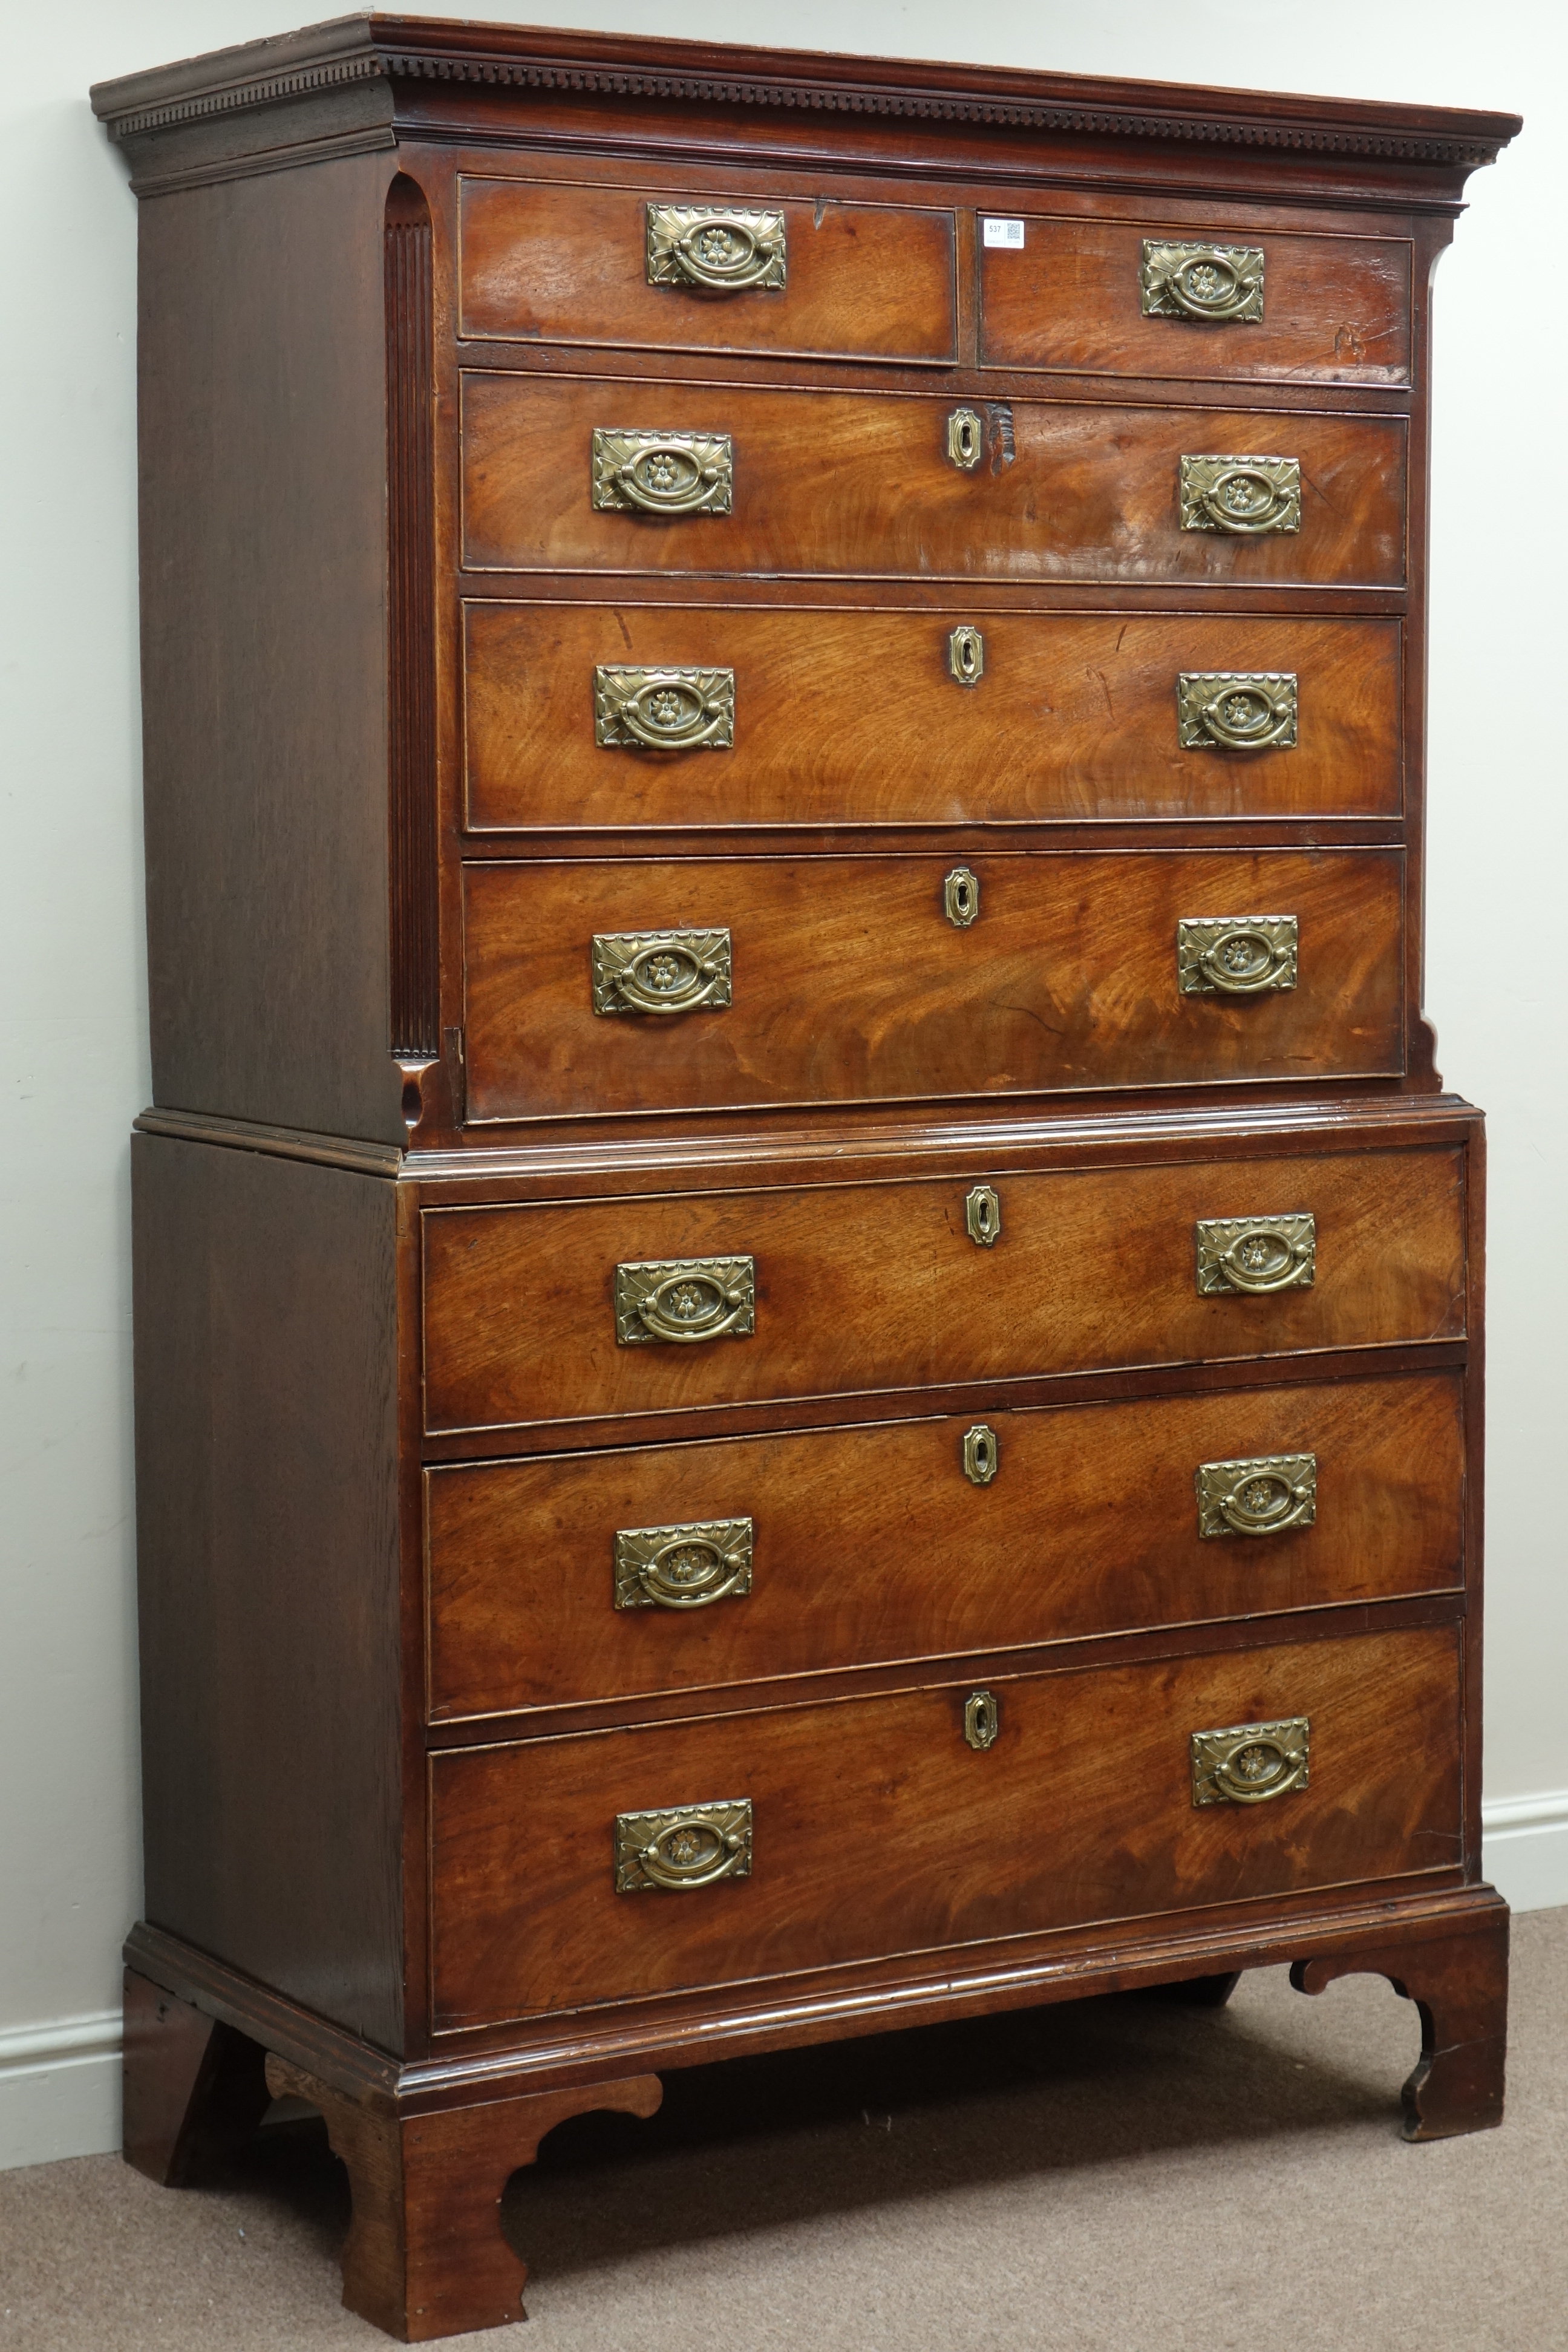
[2,1798,1565,2171]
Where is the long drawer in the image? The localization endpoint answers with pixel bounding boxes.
[463,606,1402,832]
[425,1373,1464,1719]
[462,375,1406,587]
[461,850,1405,1122]
[420,1145,1465,1436]
[428,1625,1462,2027]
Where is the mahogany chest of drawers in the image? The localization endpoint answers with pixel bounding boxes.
[93,20,1518,2339]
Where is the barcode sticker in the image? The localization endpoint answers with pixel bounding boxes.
[982,217,1025,249]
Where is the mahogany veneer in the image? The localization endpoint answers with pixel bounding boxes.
[96,17,1516,2341]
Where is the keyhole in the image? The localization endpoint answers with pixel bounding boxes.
[944,867,980,928]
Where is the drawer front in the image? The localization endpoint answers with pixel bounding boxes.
[428,1625,1460,2025]
[461,851,1405,1122]
[457,178,957,362]
[425,1372,1464,1719]
[979,217,1411,384]
[420,1146,1465,1434]
[465,606,1402,832]
[462,375,1406,587]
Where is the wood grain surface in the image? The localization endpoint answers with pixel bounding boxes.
[428,1625,1462,2025]
[463,606,1402,831]
[458,176,957,360]
[979,215,1410,383]
[425,1371,1464,1718]
[420,1143,1465,1434]
[462,374,1407,587]
[460,849,1405,1122]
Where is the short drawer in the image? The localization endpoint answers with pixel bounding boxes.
[425,1372,1465,1719]
[428,1625,1461,2026]
[462,374,1406,587]
[457,177,956,362]
[978,215,1410,384]
[461,850,1405,1123]
[464,606,1402,832]
[420,1145,1465,1436]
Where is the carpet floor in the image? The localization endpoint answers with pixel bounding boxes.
[1,1908,1563,2352]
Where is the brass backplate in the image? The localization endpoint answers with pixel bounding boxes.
[1180,453,1300,536]
[1178,672,1298,753]
[592,428,734,517]
[1191,1718,1310,1807]
[1195,1214,1316,1295]
[646,204,786,293]
[592,929,732,1016]
[962,1424,999,1486]
[1197,1454,1317,1538]
[944,866,980,927]
[1142,240,1264,322]
[615,1800,754,1892]
[1177,915,1298,995]
[595,666,734,751]
[964,1690,1000,1751]
[615,1518,754,1609]
[615,1256,756,1347]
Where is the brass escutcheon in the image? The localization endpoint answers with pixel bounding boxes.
[1177,915,1298,995]
[947,407,984,470]
[615,1800,754,1891]
[591,428,734,517]
[614,1518,754,1610]
[615,1256,756,1346]
[1142,239,1265,323]
[1196,1454,1318,1539]
[944,867,981,928]
[1178,672,1298,754]
[1195,1214,1316,1295]
[1191,1719,1310,1807]
[645,204,786,293]
[595,666,734,752]
[592,929,732,1016]
[962,1424,999,1486]
[948,624,985,687]
[964,1690,1000,1751]
[1179,453,1300,537]
[964,1184,1001,1247]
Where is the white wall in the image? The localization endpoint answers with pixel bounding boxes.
[2,0,1562,2167]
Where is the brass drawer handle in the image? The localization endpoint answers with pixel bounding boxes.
[947,407,984,469]
[944,866,980,927]
[592,428,734,517]
[1180,454,1300,536]
[1178,671,1298,753]
[1142,239,1264,323]
[592,929,732,1016]
[615,1256,756,1346]
[1195,1214,1316,1295]
[646,203,786,293]
[595,665,734,752]
[1177,915,1297,995]
[1192,1717,1310,1807]
[964,1690,1000,1751]
[1197,1454,1317,1538]
[616,1800,753,1892]
[615,1518,753,1610]
[948,625,985,687]
[962,1424,999,1486]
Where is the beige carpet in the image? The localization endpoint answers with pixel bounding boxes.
[2,1909,1564,2352]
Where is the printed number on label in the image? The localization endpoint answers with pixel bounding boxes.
[982,217,1025,249]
